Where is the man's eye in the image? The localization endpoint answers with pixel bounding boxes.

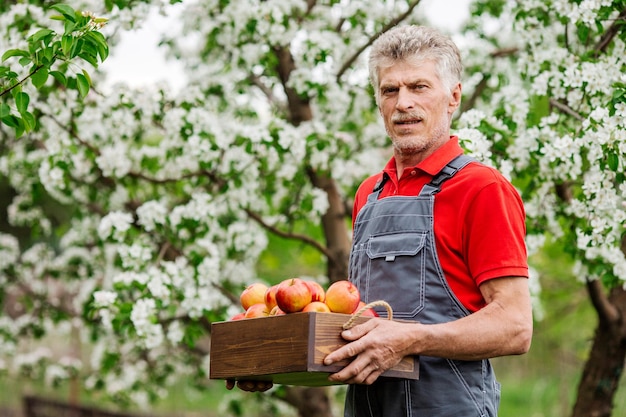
[381,87,398,95]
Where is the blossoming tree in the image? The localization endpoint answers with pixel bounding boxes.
[457,2,626,416]
[0,1,624,417]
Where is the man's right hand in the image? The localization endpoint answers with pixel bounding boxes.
[226,379,273,392]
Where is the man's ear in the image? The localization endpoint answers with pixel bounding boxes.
[449,82,462,114]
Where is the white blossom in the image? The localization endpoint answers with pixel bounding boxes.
[98,211,134,241]
[93,290,118,307]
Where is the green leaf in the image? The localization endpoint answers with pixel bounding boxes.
[70,38,84,59]
[15,92,29,115]
[81,69,92,86]
[32,67,49,88]
[22,111,36,132]
[18,56,32,66]
[0,103,10,118]
[76,73,90,98]
[49,70,67,86]
[577,24,590,43]
[43,45,55,63]
[1,114,20,128]
[61,35,74,57]
[64,19,77,36]
[28,29,55,44]
[51,4,77,22]
[2,49,29,62]
[85,31,109,62]
[527,95,550,127]
[607,151,619,171]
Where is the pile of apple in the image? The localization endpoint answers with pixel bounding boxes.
[231,278,378,320]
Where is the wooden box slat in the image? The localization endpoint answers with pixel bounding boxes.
[209,312,418,386]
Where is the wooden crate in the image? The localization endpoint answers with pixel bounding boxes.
[209,311,419,386]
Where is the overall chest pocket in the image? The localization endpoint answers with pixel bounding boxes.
[359,231,427,319]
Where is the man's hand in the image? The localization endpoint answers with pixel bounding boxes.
[323,276,533,385]
[225,379,273,392]
[323,318,416,385]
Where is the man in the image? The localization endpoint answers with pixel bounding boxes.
[228,25,533,416]
[321,25,533,416]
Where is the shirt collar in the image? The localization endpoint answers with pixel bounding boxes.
[383,136,464,178]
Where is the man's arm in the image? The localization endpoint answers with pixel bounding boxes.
[323,276,533,385]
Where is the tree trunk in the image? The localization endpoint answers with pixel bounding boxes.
[273,41,348,417]
[279,386,335,417]
[276,171,350,417]
[307,168,351,283]
[572,284,626,417]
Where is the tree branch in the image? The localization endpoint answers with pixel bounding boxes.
[247,73,288,116]
[549,98,585,122]
[594,7,626,56]
[586,278,621,325]
[336,0,423,81]
[459,74,489,115]
[457,48,518,116]
[272,45,312,126]
[244,208,332,258]
[490,46,519,58]
[0,61,50,99]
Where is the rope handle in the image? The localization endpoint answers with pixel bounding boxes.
[342,300,393,330]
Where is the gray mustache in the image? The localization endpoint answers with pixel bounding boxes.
[391,113,425,123]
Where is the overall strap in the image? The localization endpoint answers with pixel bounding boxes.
[367,172,390,202]
[418,154,475,196]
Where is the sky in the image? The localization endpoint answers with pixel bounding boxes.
[100,0,472,92]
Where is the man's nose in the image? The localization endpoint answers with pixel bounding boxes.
[395,88,414,111]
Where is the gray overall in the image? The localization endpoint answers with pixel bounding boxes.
[345,155,500,417]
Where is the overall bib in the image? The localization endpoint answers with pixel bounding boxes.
[345,155,500,417]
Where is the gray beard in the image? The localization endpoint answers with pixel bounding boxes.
[388,119,449,159]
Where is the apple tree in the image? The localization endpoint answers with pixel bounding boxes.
[0,1,406,416]
[456,1,626,416]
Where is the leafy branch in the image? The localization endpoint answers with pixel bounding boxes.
[0,4,108,137]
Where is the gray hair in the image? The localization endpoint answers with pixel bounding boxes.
[368,25,462,104]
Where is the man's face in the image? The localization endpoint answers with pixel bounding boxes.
[377,59,461,158]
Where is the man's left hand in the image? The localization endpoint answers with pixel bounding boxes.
[323,318,415,385]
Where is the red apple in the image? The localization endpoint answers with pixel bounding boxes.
[275,278,312,313]
[325,280,361,314]
[244,302,270,318]
[304,280,326,303]
[240,282,268,310]
[269,305,286,316]
[230,312,246,321]
[264,284,280,310]
[302,301,331,313]
[353,301,379,317]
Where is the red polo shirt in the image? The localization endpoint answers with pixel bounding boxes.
[352,137,528,312]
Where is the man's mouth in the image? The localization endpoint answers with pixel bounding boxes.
[395,119,421,125]
[392,113,424,125]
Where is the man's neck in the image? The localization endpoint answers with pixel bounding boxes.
[393,136,450,177]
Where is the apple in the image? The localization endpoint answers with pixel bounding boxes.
[353,301,379,317]
[264,284,280,310]
[302,301,331,313]
[240,282,268,310]
[325,280,361,314]
[304,280,326,303]
[244,302,270,318]
[269,305,286,316]
[275,278,312,313]
[230,312,246,321]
